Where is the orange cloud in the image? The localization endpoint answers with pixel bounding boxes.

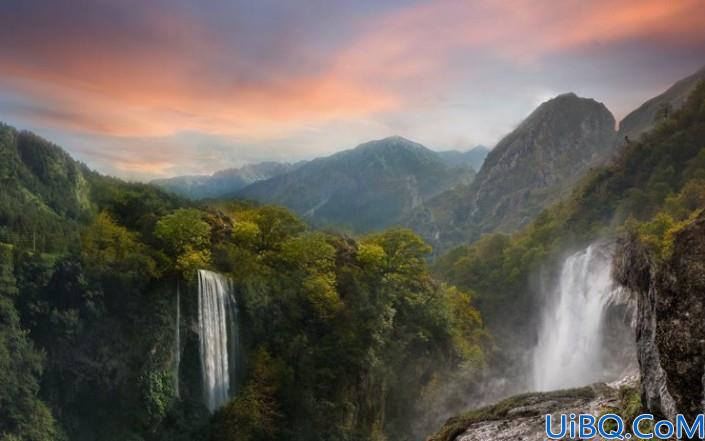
[1,0,703,179]
[4,0,704,140]
[333,0,705,75]
[0,3,400,140]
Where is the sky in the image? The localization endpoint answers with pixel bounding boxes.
[1,0,704,180]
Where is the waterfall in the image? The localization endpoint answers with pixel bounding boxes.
[532,245,621,391]
[175,281,181,398]
[198,269,237,412]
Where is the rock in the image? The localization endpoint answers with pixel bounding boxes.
[614,210,705,419]
[406,93,618,252]
[427,380,636,441]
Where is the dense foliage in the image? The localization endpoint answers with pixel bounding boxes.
[0,126,487,441]
[208,202,488,441]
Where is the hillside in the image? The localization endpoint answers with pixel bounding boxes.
[151,161,297,199]
[407,93,618,251]
[430,78,705,441]
[434,78,705,340]
[0,124,92,250]
[236,136,475,232]
[619,66,705,140]
[0,123,486,441]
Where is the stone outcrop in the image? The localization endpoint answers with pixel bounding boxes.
[406,93,618,252]
[614,210,705,420]
[427,377,638,441]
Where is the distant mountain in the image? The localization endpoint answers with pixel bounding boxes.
[151,161,297,199]
[236,136,475,232]
[0,124,93,248]
[619,66,705,140]
[437,145,490,171]
[406,93,618,250]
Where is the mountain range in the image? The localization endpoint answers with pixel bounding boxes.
[150,68,704,251]
[151,161,299,199]
[404,68,705,252]
[235,136,476,232]
[405,93,618,250]
[437,145,490,170]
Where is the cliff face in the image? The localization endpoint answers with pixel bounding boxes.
[467,93,617,234]
[615,210,705,419]
[406,93,618,252]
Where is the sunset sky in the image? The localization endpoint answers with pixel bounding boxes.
[1,0,704,180]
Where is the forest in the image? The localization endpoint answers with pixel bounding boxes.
[0,124,487,441]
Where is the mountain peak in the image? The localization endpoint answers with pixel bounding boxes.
[353,136,427,152]
[540,92,603,109]
[236,136,473,232]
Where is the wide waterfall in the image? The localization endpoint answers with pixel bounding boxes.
[532,245,621,391]
[197,269,238,412]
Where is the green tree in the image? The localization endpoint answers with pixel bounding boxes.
[0,244,62,441]
[210,349,285,441]
[154,208,212,276]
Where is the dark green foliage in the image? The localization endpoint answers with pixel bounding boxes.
[0,124,487,441]
[210,349,285,441]
[0,125,84,253]
[207,202,487,441]
[0,243,63,441]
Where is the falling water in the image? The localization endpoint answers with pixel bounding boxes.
[198,269,237,412]
[532,245,620,391]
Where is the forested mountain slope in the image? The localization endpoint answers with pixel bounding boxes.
[236,136,475,232]
[435,79,705,344]
[406,93,618,252]
[619,66,705,140]
[0,124,486,441]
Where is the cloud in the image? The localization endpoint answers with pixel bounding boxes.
[0,0,704,179]
[0,0,400,139]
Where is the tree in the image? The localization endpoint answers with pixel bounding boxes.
[210,349,284,441]
[0,243,62,440]
[155,208,212,276]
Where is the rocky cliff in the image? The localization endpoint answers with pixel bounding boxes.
[427,377,639,441]
[407,93,617,251]
[614,209,705,420]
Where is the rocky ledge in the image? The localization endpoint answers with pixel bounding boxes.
[614,209,705,420]
[427,376,638,441]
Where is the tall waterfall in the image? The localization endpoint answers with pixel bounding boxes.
[198,269,238,412]
[532,245,620,391]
